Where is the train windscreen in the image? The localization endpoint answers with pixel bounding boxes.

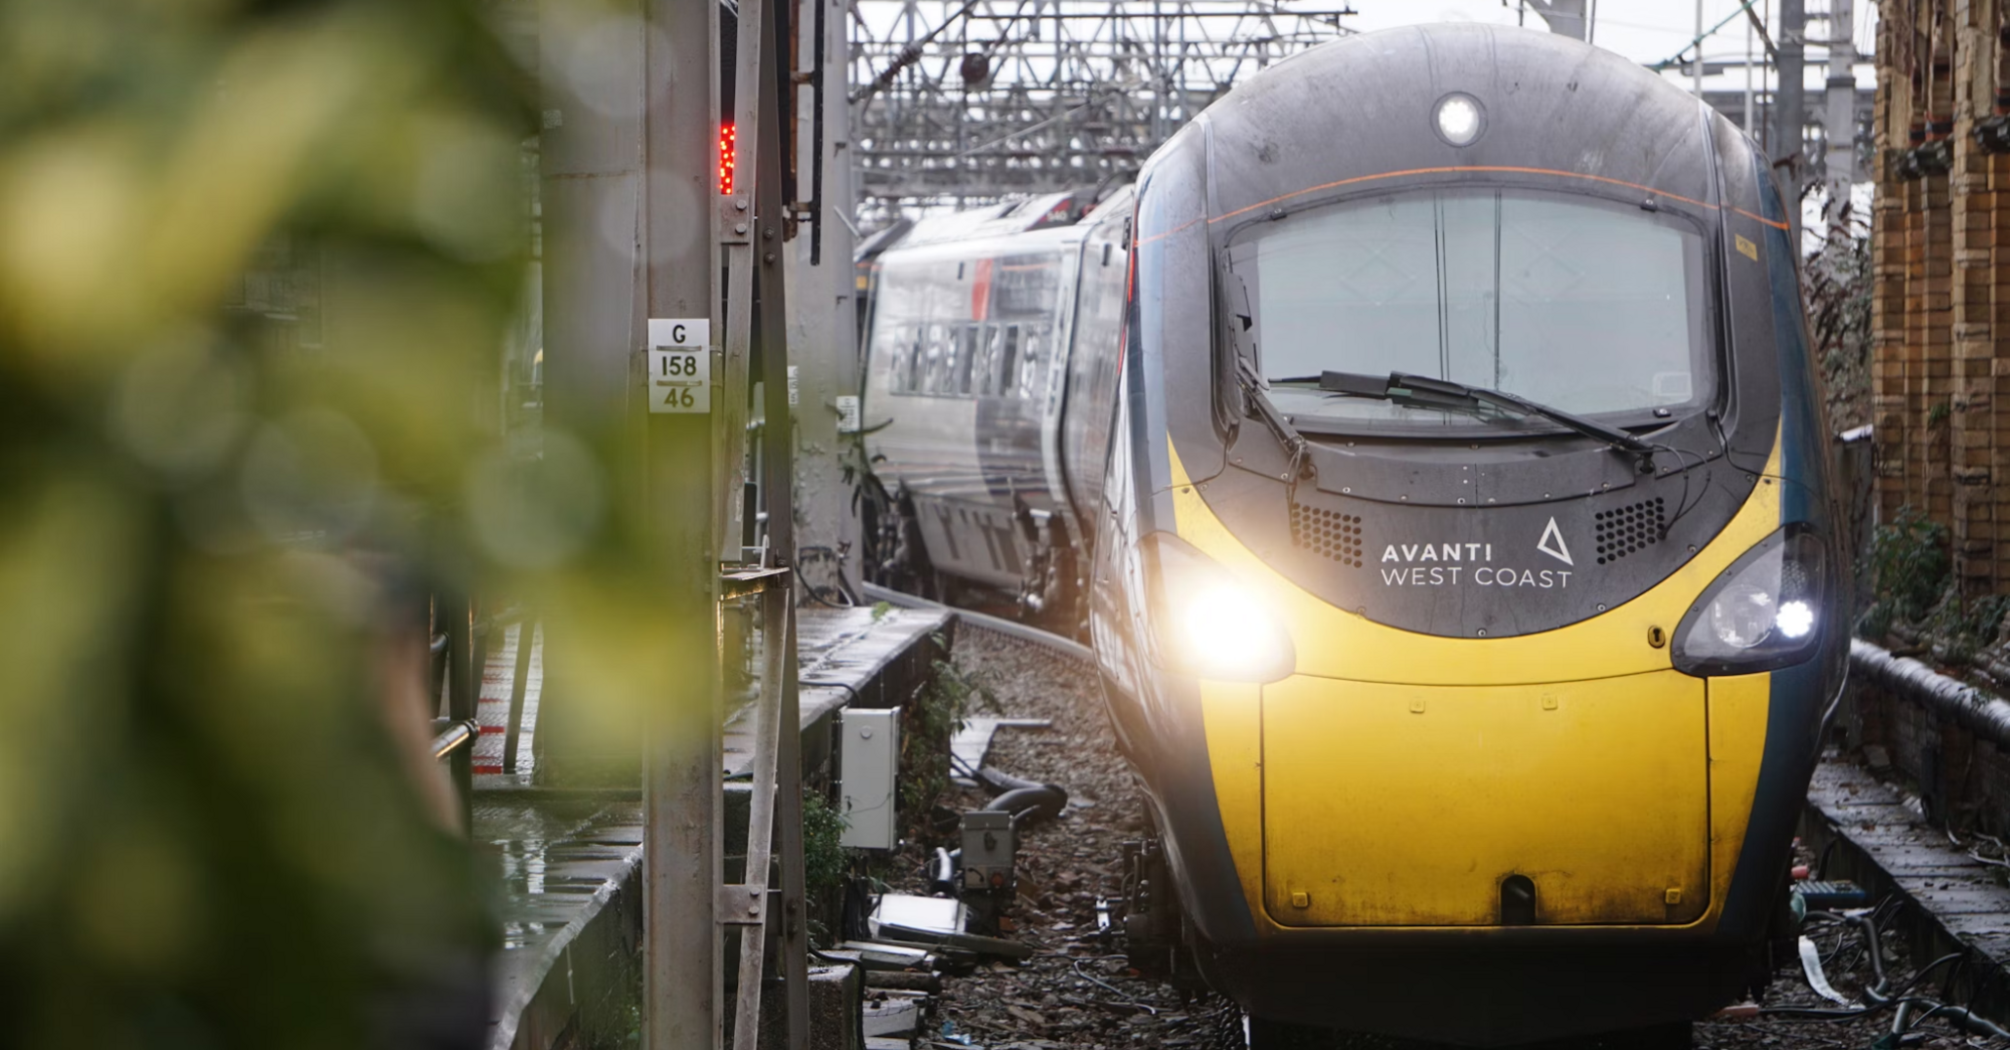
[1225,188,1711,428]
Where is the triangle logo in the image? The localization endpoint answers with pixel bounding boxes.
[1537,517,1573,565]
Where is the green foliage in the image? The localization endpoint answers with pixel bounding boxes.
[801,790,850,905]
[1803,223,1872,431]
[1857,504,1953,631]
[0,1,541,1045]
[1927,590,2010,664]
[897,653,996,836]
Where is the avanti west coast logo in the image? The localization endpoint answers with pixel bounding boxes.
[1377,517,1576,589]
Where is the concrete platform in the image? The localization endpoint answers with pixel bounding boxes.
[482,801,644,1050]
[479,602,947,1050]
[725,604,950,778]
[1802,758,2010,1022]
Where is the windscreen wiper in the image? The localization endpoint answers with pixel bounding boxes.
[1220,270,1314,485]
[1237,355,1315,485]
[1318,371,1658,471]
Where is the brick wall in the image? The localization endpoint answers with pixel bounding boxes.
[1875,0,2010,592]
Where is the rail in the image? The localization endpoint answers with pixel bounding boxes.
[860,581,1094,663]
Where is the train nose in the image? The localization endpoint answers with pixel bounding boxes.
[1258,671,1711,927]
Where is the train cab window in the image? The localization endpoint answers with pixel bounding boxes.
[1227,188,1710,429]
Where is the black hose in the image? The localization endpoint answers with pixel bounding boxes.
[973,766,1046,796]
[984,784,1068,824]
[1899,1002,2010,1039]
[1811,837,1839,880]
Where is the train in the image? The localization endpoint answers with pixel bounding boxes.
[859,23,1846,1048]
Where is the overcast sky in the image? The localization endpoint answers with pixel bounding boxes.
[1342,0,1875,97]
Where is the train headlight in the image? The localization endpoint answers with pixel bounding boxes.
[1433,93,1486,147]
[1672,525,1828,676]
[1143,532,1296,683]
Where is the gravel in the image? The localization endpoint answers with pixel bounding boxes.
[891,624,1998,1050]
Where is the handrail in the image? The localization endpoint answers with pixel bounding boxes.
[1850,638,2010,749]
[431,718,478,760]
[862,581,1094,663]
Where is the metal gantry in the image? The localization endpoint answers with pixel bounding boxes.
[849,0,1355,219]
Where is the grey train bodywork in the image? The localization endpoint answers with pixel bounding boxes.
[861,191,1129,608]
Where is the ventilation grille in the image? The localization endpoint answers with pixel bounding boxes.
[1594,498,1667,565]
[1291,503,1364,568]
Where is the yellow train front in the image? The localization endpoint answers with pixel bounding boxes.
[1087,25,1848,1047]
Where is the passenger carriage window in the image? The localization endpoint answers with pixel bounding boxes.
[997,324,1021,397]
[1228,188,1709,427]
[922,322,951,395]
[905,327,926,393]
[954,325,980,396]
[887,325,916,394]
[973,323,1004,396]
[1017,328,1044,400]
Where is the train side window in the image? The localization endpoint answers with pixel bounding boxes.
[922,322,950,395]
[954,325,980,396]
[1017,329,1043,399]
[997,324,1021,397]
[884,326,905,393]
[937,325,959,396]
[973,323,1001,396]
[896,326,924,394]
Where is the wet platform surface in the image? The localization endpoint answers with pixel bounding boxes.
[478,602,948,1050]
[725,604,950,776]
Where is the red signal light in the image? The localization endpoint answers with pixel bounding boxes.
[719,123,735,195]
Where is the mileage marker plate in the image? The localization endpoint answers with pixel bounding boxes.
[647,318,711,414]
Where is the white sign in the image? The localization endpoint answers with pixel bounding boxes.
[647,318,711,414]
[834,395,861,434]
[647,318,708,348]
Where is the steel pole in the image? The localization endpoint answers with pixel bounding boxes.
[1745,11,1756,135]
[746,0,808,1043]
[1695,0,1706,98]
[1778,0,1806,246]
[1824,0,1856,240]
[787,0,862,609]
[642,0,723,1045]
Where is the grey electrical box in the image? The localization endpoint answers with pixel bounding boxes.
[839,708,900,850]
[961,810,1016,892]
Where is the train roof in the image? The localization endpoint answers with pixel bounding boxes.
[861,184,1135,263]
[1163,23,1739,229]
